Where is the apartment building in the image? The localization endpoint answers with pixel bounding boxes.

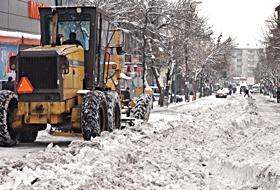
[231,47,263,81]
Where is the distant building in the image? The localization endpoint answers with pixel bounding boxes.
[0,0,54,81]
[231,46,263,82]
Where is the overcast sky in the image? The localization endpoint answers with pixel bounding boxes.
[199,0,280,47]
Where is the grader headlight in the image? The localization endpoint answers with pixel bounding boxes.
[9,56,17,70]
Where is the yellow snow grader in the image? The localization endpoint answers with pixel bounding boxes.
[0,6,152,146]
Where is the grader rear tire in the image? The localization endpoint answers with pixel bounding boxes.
[132,95,153,121]
[105,91,121,131]
[0,90,18,147]
[81,91,108,140]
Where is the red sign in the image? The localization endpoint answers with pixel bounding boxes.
[28,0,47,20]
[17,77,34,94]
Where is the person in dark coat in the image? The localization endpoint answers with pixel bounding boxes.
[2,76,15,92]
[277,87,280,103]
[244,88,250,98]
[122,87,131,107]
[63,32,82,46]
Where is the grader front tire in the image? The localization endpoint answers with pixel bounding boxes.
[0,90,18,147]
[81,91,108,140]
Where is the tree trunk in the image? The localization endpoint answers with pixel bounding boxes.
[152,67,164,107]
[185,55,189,101]
[141,12,148,94]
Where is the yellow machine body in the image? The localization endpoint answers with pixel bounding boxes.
[12,45,85,132]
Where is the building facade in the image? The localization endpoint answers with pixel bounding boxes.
[231,47,263,83]
[0,0,54,81]
[0,0,54,34]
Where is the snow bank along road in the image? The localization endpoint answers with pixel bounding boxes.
[1,94,280,189]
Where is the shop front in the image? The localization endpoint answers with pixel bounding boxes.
[0,0,51,87]
[0,30,40,87]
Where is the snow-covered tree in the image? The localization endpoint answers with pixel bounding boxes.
[63,0,235,101]
[259,16,280,91]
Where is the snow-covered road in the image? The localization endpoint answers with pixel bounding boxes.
[0,130,81,159]
[1,94,280,189]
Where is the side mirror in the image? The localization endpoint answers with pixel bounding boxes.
[9,56,17,71]
[60,56,69,74]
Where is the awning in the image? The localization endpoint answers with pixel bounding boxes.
[0,29,40,45]
[120,73,132,80]
[0,30,40,40]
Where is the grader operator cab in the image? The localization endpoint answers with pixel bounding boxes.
[0,6,152,147]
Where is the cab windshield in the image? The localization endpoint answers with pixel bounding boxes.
[46,14,91,50]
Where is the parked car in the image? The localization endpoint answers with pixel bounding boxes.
[169,93,183,103]
[216,88,227,98]
[250,84,260,93]
[151,86,161,101]
[174,94,183,102]
[223,87,230,95]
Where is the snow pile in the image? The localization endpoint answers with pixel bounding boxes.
[0,119,210,189]
[0,96,219,189]
[207,96,280,189]
[1,94,280,189]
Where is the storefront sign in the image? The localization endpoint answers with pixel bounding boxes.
[28,0,47,20]
[0,44,17,80]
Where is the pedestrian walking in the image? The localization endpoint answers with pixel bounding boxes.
[244,88,250,98]
[122,87,131,107]
[277,87,280,103]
